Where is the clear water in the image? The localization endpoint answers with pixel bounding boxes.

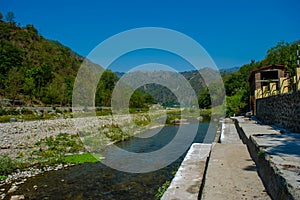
[7,122,216,200]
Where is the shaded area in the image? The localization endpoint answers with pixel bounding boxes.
[253,133,300,158]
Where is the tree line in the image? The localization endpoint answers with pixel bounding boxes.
[222,40,300,116]
[0,15,154,108]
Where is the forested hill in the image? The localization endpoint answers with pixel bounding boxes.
[1,18,299,113]
[0,20,84,105]
[0,18,222,108]
[0,20,154,108]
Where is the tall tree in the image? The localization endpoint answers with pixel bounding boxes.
[5,12,15,23]
[198,88,211,109]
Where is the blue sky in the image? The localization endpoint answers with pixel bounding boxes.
[1,0,300,71]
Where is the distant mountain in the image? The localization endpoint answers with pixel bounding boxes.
[114,68,221,106]
[114,71,125,78]
[219,66,240,74]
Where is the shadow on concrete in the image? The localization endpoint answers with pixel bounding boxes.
[254,133,300,158]
[243,165,257,171]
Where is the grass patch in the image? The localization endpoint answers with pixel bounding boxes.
[0,175,7,181]
[96,108,112,116]
[62,153,101,164]
[166,109,181,115]
[155,180,170,199]
[33,133,85,165]
[102,124,131,142]
[133,114,151,126]
[257,149,264,156]
[0,155,16,176]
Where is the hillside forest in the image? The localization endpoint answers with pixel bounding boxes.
[0,12,299,116]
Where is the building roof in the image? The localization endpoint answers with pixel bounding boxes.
[248,64,286,82]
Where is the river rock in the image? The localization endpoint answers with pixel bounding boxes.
[7,185,18,194]
[10,195,25,200]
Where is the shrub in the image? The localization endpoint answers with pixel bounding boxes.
[0,155,16,175]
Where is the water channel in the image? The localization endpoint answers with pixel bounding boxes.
[8,120,217,199]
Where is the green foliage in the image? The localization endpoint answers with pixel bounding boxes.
[226,92,246,117]
[5,11,15,23]
[61,153,100,164]
[0,175,7,181]
[198,88,211,109]
[165,110,181,124]
[166,109,181,115]
[34,133,84,163]
[96,108,112,116]
[155,180,170,199]
[95,70,118,107]
[165,115,181,124]
[257,149,264,156]
[102,124,131,142]
[0,155,16,176]
[0,20,83,106]
[223,40,300,116]
[133,114,151,126]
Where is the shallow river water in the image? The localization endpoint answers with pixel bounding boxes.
[8,121,217,199]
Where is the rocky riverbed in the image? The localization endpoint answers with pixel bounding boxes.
[0,114,155,158]
[0,111,167,199]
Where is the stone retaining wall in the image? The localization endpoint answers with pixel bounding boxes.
[256,90,300,132]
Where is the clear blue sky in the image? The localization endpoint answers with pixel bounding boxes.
[1,0,300,71]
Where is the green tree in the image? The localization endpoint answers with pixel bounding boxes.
[198,88,211,109]
[95,70,118,106]
[5,68,24,106]
[5,12,15,23]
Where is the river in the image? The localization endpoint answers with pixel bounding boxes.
[7,121,217,199]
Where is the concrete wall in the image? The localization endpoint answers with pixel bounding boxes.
[256,90,300,132]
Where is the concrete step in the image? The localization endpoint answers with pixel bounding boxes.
[201,143,270,200]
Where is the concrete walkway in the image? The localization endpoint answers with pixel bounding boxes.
[162,117,300,200]
[201,119,270,199]
[234,117,300,200]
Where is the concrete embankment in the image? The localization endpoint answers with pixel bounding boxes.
[162,118,271,199]
[161,143,211,199]
[233,117,300,200]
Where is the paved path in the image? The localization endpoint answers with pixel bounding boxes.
[162,117,300,199]
[201,119,270,200]
[201,143,270,199]
[234,117,300,200]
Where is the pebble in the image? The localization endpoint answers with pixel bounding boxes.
[0,194,5,199]
[10,195,25,200]
[7,185,18,194]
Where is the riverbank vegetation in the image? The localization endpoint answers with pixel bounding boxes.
[223,40,300,116]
